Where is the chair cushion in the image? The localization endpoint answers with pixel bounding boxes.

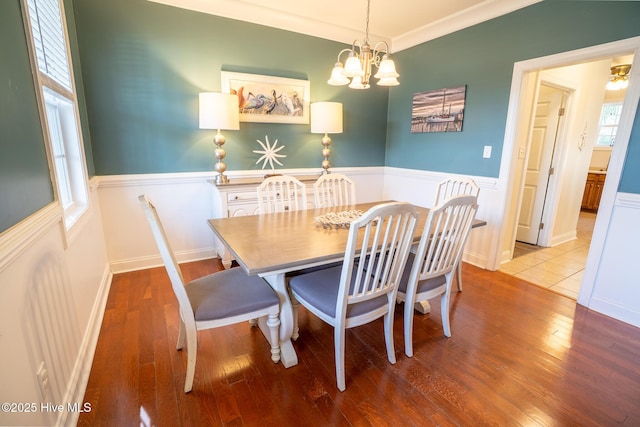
[289,266,388,319]
[186,267,279,321]
[397,253,447,294]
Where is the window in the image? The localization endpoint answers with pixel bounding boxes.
[596,102,623,146]
[23,0,89,233]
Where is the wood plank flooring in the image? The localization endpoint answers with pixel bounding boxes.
[78,259,640,426]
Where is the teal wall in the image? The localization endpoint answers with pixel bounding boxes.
[4,0,640,234]
[619,104,640,193]
[386,1,640,182]
[65,0,95,177]
[0,0,54,232]
[71,0,389,175]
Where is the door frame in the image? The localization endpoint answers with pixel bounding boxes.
[490,36,640,307]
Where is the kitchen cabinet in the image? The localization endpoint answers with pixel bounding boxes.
[581,172,606,211]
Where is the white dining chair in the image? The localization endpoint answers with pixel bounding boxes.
[289,202,418,391]
[434,176,480,291]
[138,195,281,393]
[313,173,356,208]
[256,175,308,213]
[396,194,478,357]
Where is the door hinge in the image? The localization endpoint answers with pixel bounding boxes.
[558,108,565,116]
[539,222,544,230]
[549,167,555,176]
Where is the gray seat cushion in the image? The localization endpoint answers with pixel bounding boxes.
[186,267,279,321]
[397,253,447,294]
[289,265,388,319]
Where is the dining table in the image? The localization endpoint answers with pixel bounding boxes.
[207,200,486,368]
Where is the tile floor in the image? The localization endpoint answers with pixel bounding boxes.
[499,211,596,299]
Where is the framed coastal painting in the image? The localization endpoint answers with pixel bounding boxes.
[411,85,466,133]
[221,71,310,124]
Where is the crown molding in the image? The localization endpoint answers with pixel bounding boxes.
[147,0,541,51]
[392,0,542,52]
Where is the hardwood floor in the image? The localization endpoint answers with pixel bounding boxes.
[79,259,640,426]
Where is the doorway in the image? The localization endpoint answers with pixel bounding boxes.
[494,38,640,304]
[516,83,570,246]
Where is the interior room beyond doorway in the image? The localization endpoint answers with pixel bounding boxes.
[500,210,595,299]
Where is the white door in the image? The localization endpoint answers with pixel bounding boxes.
[516,84,566,244]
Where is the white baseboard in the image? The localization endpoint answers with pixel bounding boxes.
[110,247,218,274]
[589,296,640,329]
[549,230,577,247]
[57,264,112,427]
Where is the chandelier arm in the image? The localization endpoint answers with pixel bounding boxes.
[372,41,391,67]
[352,40,363,56]
[336,48,353,62]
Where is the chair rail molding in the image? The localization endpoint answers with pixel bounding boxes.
[0,202,61,272]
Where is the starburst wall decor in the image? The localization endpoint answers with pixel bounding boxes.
[253,135,286,175]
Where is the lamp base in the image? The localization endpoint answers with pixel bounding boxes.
[214,174,229,185]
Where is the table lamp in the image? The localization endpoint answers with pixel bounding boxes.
[199,92,240,184]
[310,102,343,174]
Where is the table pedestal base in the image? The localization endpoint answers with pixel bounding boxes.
[414,301,431,314]
[261,272,298,368]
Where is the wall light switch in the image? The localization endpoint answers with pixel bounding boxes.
[519,146,526,159]
[483,146,492,158]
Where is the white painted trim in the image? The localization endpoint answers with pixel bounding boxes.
[393,0,542,52]
[549,230,577,248]
[110,248,217,274]
[588,296,640,329]
[57,265,112,427]
[616,192,640,209]
[146,0,381,46]
[97,166,385,187]
[0,202,62,272]
[98,171,217,187]
[383,166,499,190]
[146,0,541,52]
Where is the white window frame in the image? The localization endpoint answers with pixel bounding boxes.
[596,102,624,147]
[21,0,90,245]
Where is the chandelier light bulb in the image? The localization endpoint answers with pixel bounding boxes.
[326,0,399,90]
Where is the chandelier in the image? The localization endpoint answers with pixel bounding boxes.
[606,64,631,91]
[327,0,399,89]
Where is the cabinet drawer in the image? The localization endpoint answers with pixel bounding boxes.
[227,191,258,203]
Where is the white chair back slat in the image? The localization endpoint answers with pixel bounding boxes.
[341,203,418,306]
[314,173,356,208]
[417,195,478,281]
[257,175,307,214]
[435,177,480,205]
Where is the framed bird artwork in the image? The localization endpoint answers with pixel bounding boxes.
[221,71,310,124]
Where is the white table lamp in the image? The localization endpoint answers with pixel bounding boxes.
[199,92,240,184]
[311,102,343,174]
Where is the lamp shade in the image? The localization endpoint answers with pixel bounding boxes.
[199,92,240,130]
[311,102,343,134]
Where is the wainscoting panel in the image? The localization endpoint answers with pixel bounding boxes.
[383,167,498,269]
[587,192,640,328]
[99,167,385,273]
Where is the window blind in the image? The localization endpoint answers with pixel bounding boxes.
[27,0,72,91]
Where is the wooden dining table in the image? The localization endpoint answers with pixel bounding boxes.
[208,201,485,368]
